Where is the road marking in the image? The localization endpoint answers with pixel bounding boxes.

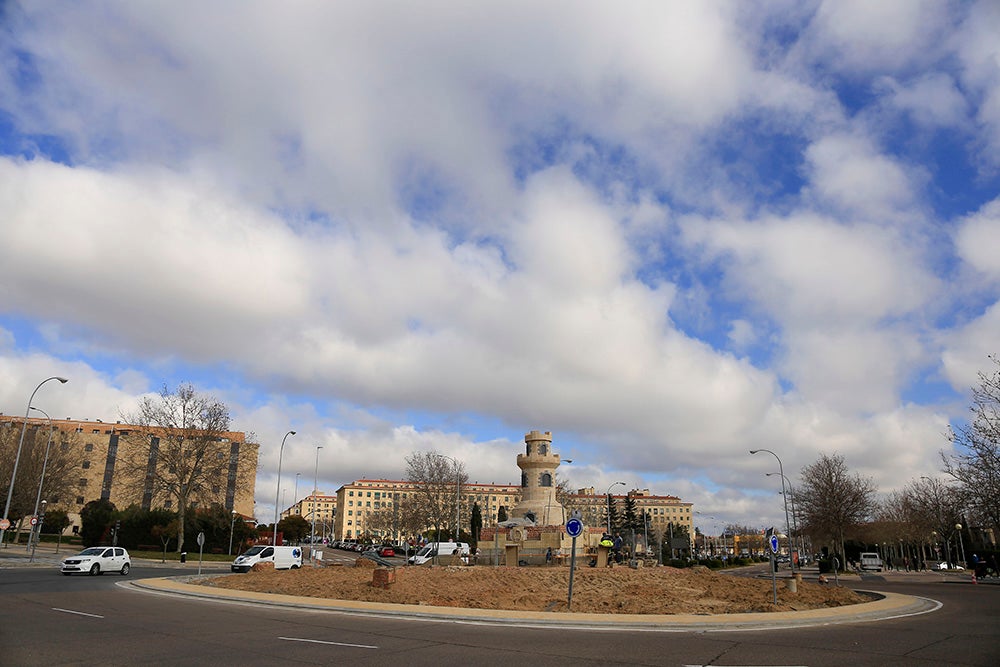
[278,636,377,649]
[52,608,104,619]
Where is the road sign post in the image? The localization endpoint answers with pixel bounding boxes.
[197,531,206,575]
[565,517,584,611]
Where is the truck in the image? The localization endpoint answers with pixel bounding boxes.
[859,552,883,572]
[407,541,470,565]
[231,545,303,573]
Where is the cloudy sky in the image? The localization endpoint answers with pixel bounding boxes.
[2,2,999,533]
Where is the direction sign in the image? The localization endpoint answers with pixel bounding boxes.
[769,534,779,554]
[565,518,584,538]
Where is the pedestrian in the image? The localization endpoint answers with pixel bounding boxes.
[545,547,553,565]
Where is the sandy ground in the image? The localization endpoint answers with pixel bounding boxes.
[204,560,870,614]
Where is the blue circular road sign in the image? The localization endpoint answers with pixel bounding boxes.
[565,518,584,537]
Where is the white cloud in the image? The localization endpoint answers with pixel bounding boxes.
[955,199,1000,282]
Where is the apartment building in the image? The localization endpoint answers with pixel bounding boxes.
[331,478,693,543]
[0,415,257,532]
[334,478,521,541]
[281,492,338,538]
[564,487,694,537]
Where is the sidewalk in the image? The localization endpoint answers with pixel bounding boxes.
[0,541,232,570]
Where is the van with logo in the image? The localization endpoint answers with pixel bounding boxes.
[859,552,883,571]
[231,545,302,572]
[407,541,470,565]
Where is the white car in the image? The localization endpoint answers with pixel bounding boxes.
[61,547,131,576]
[933,561,965,571]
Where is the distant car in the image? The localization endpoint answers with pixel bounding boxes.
[378,546,395,557]
[61,547,131,576]
[933,561,965,571]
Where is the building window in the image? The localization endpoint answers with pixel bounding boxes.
[85,443,94,452]
[82,461,91,469]
[540,473,552,487]
[78,478,88,487]
[539,443,547,455]
[76,496,84,504]
[164,500,172,508]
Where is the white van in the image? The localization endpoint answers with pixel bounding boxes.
[407,541,470,565]
[231,545,303,573]
[859,552,883,572]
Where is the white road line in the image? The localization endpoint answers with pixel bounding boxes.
[52,608,104,619]
[278,636,378,649]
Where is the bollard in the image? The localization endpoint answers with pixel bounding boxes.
[785,577,798,593]
[180,552,187,563]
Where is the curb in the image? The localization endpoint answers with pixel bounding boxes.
[128,576,942,632]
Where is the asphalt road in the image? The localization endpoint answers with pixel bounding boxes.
[1,561,998,666]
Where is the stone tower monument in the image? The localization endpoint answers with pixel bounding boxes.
[510,430,566,526]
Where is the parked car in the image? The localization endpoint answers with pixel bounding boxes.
[933,561,965,571]
[378,545,395,557]
[61,547,131,576]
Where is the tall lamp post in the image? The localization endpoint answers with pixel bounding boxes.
[293,473,301,510]
[750,449,794,572]
[766,471,804,563]
[311,445,322,565]
[955,523,966,568]
[605,481,625,534]
[1,375,68,548]
[272,430,296,546]
[228,510,238,555]
[26,406,55,554]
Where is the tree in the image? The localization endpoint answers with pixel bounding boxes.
[943,355,1000,536]
[470,502,483,543]
[117,384,246,553]
[795,453,877,565]
[41,508,70,535]
[0,422,85,538]
[151,520,179,562]
[903,476,964,564]
[497,505,508,523]
[623,496,640,533]
[405,451,468,540]
[80,499,117,547]
[277,515,310,543]
[607,495,622,533]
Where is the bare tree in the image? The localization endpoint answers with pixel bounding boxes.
[0,422,85,536]
[943,355,1000,536]
[117,384,245,553]
[795,453,877,563]
[405,451,467,540]
[904,476,964,564]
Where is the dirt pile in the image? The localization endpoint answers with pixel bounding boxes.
[204,564,870,614]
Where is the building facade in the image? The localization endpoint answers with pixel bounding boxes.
[281,492,338,539]
[0,416,258,533]
[564,487,694,540]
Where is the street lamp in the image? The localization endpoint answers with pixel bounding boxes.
[750,449,794,571]
[228,510,238,555]
[311,446,322,565]
[605,481,625,534]
[766,471,804,563]
[956,523,966,568]
[26,406,55,554]
[1,376,68,548]
[273,430,296,546]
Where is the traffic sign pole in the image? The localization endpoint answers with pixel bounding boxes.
[565,516,584,611]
